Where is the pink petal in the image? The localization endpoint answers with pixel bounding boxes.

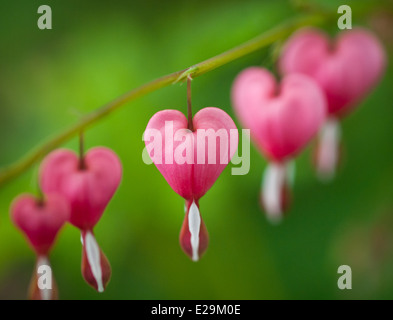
[232,67,326,161]
[10,193,69,255]
[40,147,122,229]
[145,107,238,200]
[279,27,386,116]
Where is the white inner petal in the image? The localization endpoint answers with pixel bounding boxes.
[317,118,341,181]
[37,256,51,301]
[85,231,104,293]
[188,200,201,262]
[262,162,286,224]
[286,160,296,187]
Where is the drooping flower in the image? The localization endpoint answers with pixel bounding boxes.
[39,147,122,292]
[232,67,326,222]
[144,107,238,260]
[279,27,386,180]
[10,193,69,300]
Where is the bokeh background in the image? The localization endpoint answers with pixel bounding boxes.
[0,0,392,300]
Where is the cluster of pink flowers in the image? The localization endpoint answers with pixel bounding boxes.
[232,27,385,222]
[11,147,122,298]
[9,27,385,299]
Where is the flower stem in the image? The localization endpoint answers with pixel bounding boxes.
[187,76,194,131]
[79,131,86,170]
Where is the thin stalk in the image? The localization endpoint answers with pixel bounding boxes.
[187,77,194,131]
[79,132,86,170]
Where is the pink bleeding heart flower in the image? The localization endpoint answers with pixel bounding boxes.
[232,67,326,222]
[10,193,69,300]
[279,27,386,116]
[39,146,122,292]
[279,27,386,179]
[144,107,238,260]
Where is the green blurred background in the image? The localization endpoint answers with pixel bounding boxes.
[0,0,392,300]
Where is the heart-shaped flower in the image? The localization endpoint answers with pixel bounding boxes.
[232,67,326,221]
[10,193,69,299]
[232,67,326,162]
[144,107,238,260]
[39,146,122,292]
[279,27,386,116]
[39,147,122,230]
[279,27,386,179]
[11,194,69,256]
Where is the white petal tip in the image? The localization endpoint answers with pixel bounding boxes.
[317,118,340,181]
[85,231,105,294]
[262,163,286,218]
[286,161,296,187]
[267,215,282,225]
[188,200,201,263]
[317,171,335,183]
